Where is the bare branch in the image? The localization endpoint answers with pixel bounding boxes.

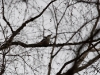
[2,0,14,33]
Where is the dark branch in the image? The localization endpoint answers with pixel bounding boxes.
[0,0,57,50]
[0,36,99,50]
[2,0,14,33]
[11,38,100,47]
[77,0,100,5]
[15,0,57,36]
[76,54,100,72]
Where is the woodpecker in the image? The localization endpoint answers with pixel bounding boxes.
[38,34,51,45]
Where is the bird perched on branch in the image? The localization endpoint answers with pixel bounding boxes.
[37,34,51,46]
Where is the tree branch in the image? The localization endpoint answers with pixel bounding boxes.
[2,0,14,33]
[0,0,57,50]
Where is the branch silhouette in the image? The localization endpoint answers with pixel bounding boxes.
[0,0,57,50]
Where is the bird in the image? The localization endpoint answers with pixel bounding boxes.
[37,34,51,46]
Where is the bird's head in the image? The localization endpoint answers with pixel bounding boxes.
[47,34,52,38]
